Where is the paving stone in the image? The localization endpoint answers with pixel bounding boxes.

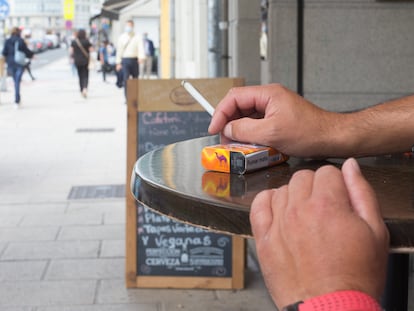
[0,280,96,307]
[36,304,158,311]
[100,240,125,258]
[0,203,66,215]
[103,212,126,225]
[162,300,275,311]
[1,307,34,311]
[20,213,103,227]
[0,215,23,227]
[0,227,59,242]
[97,279,215,304]
[45,258,123,280]
[58,225,124,240]
[66,201,125,214]
[0,242,8,255]
[214,278,275,310]
[2,241,100,260]
[0,261,47,281]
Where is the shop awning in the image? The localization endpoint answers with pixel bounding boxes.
[101,0,137,20]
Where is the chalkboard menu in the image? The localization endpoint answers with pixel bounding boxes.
[126,78,245,289]
[137,205,232,277]
[137,110,233,277]
[137,111,211,155]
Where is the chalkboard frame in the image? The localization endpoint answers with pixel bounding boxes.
[126,78,246,289]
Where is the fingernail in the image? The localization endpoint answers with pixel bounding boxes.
[348,158,361,174]
[223,124,233,139]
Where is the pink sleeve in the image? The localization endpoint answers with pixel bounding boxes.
[299,290,382,311]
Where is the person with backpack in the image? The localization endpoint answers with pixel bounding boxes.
[2,27,34,108]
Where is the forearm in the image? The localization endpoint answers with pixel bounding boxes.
[338,95,414,157]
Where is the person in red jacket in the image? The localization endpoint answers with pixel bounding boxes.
[208,84,414,310]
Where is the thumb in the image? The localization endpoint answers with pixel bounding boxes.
[342,158,386,237]
[223,117,269,145]
[250,190,275,238]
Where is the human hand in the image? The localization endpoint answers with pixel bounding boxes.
[116,64,122,71]
[208,84,344,158]
[250,158,389,309]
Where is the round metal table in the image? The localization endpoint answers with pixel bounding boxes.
[131,135,414,250]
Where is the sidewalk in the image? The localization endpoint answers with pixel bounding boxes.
[0,57,276,310]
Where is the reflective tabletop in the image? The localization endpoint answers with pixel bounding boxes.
[132,135,414,251]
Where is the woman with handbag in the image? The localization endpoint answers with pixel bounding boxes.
[70,29,93,98]
[2,27,34,107]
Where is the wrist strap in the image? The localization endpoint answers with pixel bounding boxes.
[282,300,303,311]
[298,290,382,311]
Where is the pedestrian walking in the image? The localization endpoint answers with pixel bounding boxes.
[140,32,155,79]
[98,40,112,82]
[2,27,34,107]
[115,20,145,99]
[70,29,93,98]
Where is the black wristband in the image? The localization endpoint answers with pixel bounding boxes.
[281,301,303,311]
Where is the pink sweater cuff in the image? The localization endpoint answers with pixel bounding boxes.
[299,290,382,311]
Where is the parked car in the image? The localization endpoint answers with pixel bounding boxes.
[45,34,60,49]
[44,38,54,49]
[28,38,47,53]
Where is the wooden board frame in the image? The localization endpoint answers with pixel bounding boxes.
[126,78,246,289]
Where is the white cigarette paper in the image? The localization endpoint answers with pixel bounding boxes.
[181,80,215,116]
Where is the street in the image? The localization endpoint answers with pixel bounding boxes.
[30,47,69,70]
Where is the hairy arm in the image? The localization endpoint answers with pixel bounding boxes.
[340,95,414,157]
[209,84,414,158]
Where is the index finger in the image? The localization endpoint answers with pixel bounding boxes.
[209,85,271,134]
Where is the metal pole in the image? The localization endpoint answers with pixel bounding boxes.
[207,0,218,77]
[220,0,228,77]
[381,253,409,311]
[207,0,228,77]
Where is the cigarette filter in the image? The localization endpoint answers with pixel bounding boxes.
[201,143,289,174]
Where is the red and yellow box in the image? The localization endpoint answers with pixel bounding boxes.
[201,143,289,174]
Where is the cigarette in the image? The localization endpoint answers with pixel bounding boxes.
[181,80,215,116]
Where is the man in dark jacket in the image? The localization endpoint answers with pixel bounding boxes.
[2,27,34,107]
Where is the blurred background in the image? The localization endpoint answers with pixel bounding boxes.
[1,0,413,112]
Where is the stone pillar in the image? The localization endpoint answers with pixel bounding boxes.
[267,0,298,91]
[228,0,261,85]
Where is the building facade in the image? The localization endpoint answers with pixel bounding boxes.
[4,0,103,37]
[6,0,62,36]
